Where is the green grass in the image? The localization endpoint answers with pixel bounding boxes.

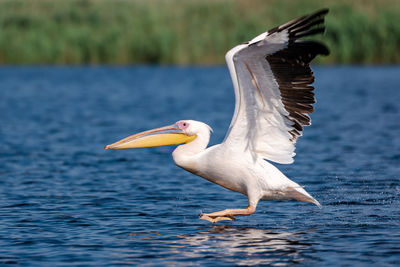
[0,0,398,65]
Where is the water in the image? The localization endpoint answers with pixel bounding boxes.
[0,66,399,266]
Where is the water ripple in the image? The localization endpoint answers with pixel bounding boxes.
[0,66,399,266]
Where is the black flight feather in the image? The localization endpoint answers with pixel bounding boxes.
[266,9,330,141]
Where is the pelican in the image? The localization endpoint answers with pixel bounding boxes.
[105,9,329,223]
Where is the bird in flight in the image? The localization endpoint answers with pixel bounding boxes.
[105,9,329,223]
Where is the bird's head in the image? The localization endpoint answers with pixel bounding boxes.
[175,120,213,137]
[105,120,212,150]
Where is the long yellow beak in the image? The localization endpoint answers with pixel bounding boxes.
[104,124,196,150]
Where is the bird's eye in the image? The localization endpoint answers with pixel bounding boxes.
[183,123,187,127]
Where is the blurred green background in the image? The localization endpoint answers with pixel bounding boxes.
[0,0,398,65]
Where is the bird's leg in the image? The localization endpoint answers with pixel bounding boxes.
[199,206,256,223]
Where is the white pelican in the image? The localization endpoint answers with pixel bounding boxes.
[105,9,329,223]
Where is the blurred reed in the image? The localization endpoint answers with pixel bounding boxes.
[0,0,398,65]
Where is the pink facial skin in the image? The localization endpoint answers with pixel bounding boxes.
[176,121,189,130]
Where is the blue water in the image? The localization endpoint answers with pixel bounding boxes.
[0,66,399,266]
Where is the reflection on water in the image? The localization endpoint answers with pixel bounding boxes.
[165,226,311,266]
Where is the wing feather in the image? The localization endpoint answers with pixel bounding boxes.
[223,9,329,164]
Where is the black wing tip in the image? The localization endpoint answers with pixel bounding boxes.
[318,42,330,56]
[313,8,329,16]
[313,40,330,56]
[268,8,330,37]
[295,40,330,57]
[319,8,330,15]
[303,8,330,22]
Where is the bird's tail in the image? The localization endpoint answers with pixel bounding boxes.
[286,185,321,208]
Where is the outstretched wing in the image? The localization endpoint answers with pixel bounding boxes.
[223,9,329,164]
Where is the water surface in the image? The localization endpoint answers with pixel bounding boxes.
[0,66,399,266]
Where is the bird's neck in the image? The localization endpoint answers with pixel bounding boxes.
[174,132,209,156]
[172,132,210,171]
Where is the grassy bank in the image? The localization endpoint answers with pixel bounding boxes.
[0,0,398,65]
